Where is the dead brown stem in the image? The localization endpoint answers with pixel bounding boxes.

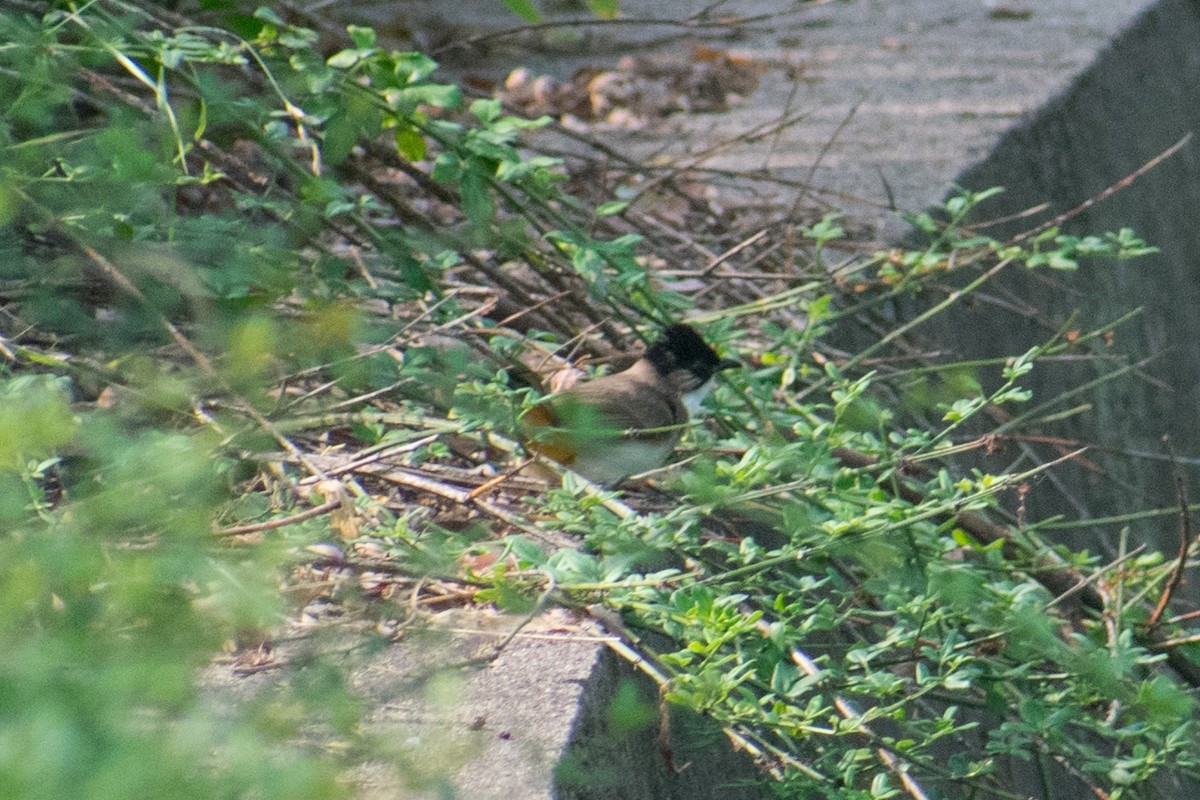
[1147,436,1194,628]
[217,499,343,536]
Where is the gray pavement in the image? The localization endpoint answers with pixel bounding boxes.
[363,0,1151,237]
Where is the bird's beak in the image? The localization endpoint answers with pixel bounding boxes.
[718,357,741,371]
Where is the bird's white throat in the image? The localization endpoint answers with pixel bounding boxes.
[682,377,716,414]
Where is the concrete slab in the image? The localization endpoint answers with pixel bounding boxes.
[361,0,1151,238]
[204,607,765,798]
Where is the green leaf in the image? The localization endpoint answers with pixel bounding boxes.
[1046,250,1079,270]
[595,201,629,216]
[324,122,357,165]
[459,168,495,227]
[253,6,284,24]
[394,125,426,161]
[327,48,364,69]
[470,97,503,124]
[431,152,462,183]
[803,214,845,245]
[0,376,76,469]
[590,0,620,18]
[495,154,561,181]
[500,0,542,22]
[572,246,607,296]
[400,83,462,110]
[346,24,376,49]
[392,52,439,82]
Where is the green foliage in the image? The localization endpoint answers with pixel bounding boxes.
[0,382,348,799]
[496,0,623,22]
[0,2,1195,800]
[500,0,543,23]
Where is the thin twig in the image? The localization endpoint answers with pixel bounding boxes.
[791,93,865,219]
[431,10,774,57]
[595,608,825,782]
[1043,545,1144,611]
[782,628,931,800]
[1007,132,1194,247]
[217,499,342,536]
[1147,435,1194,628]
[490,570,557,658]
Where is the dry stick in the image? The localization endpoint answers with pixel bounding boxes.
[968,201,1052,231]
[364,461,572,546]
[624,110,815,217]
[768,53,806,278]
[700,228,769,277]
[489,570,557,658]
[430,8,776,57]
[775,627,932,800]
[635,213,775,304]
[495,290,572,328]
[1148,436,1195,628]
[1167,608,1200,625]
[790,94,865,220]
[728,239,787,276]
[797,256,1015,403]
[649,159,903,219]
[296,436,442,485]
[596,615,825,782]
[630,209,722,263]
[765,49,807,173]
[373,465,471,504]
[1007,437,1094,521]
[217,499,343,537]
[1006,132,1194,247]
[1049,753,1112,800]
[467,458,536,500]
[1043,546,1146,612]
[1152,630,1200,649]
[1101,530,1128,728]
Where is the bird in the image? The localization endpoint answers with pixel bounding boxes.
[521,324,738,486]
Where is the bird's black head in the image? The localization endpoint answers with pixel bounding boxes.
[644,324,739,387]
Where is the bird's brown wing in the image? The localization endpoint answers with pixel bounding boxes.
[557,374,685,438]
[521,373,685,465]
